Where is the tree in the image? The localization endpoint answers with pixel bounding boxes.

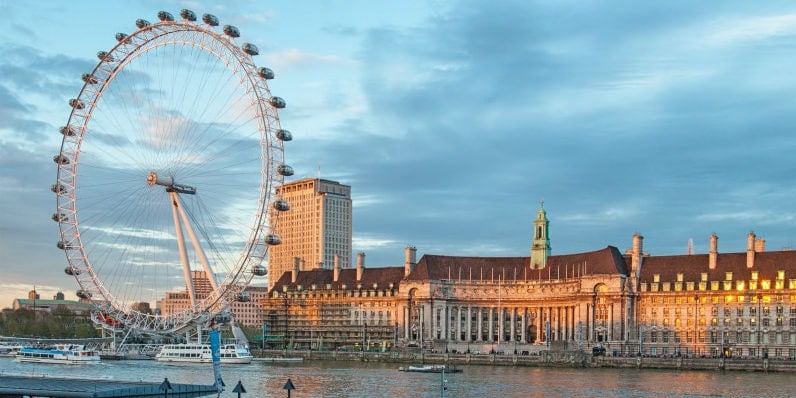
[131,302,153,314]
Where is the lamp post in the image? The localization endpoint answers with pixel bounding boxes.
[694,295,699,357]
[545,321,550,349]
[757,293,762,359]
[638,325,645,357]
[280,293,290,351]
[362,323,368,352]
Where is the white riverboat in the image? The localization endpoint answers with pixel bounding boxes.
[399,364,462,373]
[15,344,101,364]
[155,343,253,364]
[0,343,23,357]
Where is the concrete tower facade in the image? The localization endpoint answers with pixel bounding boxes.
[268,178,352,289]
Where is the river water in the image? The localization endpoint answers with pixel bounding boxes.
[1,356,794,397]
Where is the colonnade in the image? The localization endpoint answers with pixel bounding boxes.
[402,301,618,345]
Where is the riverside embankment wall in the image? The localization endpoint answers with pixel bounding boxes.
[252,349,796,373]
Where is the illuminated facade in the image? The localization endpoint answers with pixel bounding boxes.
[262,253,403,350]
[228,286,268,327]
[637,232,796,359]
[261,206,796,359]
[268,178,352,290]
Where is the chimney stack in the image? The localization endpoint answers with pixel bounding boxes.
[709,234,718,270]
[356,252,365,282]
[292,257,300,283]
[631,234,644,278]
[746,232,755,269]
[405,246,417,277]
[333,254,340,282]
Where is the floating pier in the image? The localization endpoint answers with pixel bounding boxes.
[0,375,218,398]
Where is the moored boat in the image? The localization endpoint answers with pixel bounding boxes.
[0,343,23,357]
[14,344,101,364]
[155,343,253,364]
[399,364,462,373]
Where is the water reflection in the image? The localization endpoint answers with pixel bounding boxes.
[2,357,795,397]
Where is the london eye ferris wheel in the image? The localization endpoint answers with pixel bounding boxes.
[52,9,293,335]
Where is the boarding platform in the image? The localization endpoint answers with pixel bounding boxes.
[0,375,218,397]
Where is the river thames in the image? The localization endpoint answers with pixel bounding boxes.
[1,356,795,397]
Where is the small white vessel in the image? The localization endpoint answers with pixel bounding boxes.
[399,364,462,373]
[155,343,253,364]
[0,343,23,357]
[15,344,101,364]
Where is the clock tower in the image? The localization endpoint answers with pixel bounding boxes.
[530,201,551,270]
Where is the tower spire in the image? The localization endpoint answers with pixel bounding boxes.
[530,201,551,270]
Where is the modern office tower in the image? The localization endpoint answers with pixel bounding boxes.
[268,178,352,289]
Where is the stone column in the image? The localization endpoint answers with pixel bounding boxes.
[537,308,543,343]
[457,306,463,341]
[488,307,494,341]
[404,305,410,340]
[467,306,472,341]
[510,307,516,342]
[477,308,483,341]
[439,304,450,340]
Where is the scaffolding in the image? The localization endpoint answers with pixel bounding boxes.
[261,286,398,351]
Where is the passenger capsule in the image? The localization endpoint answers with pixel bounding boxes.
[257,67,275,80]
[81,73,98,84]
[69,98,85,109]
[53,155,70,165]
[269,97,286,109]
[135,19,150,29]
[236,292,251,302]
[264,234,282,245]
[272,199,290,211]
[180,9,197,21]
[51,184,67,194]
[65,266,81,275]
[157,11,174,22]
[76,289,92,299]
[202,13,219,26]
[223,25,240,38]
[275,129,292,141]
[60,126,76,137]
[52,213,68,222]
[57,240,74,250]
[277,164,294,176]
[252,265,267,276]
[242,43,259,56]
[97,51,114,62]
[115,32,128,42]
[214,312,232,323]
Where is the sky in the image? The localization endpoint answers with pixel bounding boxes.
[2,0,796,309]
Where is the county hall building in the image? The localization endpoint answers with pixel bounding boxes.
[261,205,796,360]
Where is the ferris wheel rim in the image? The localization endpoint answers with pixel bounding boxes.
[53,10,288,334]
